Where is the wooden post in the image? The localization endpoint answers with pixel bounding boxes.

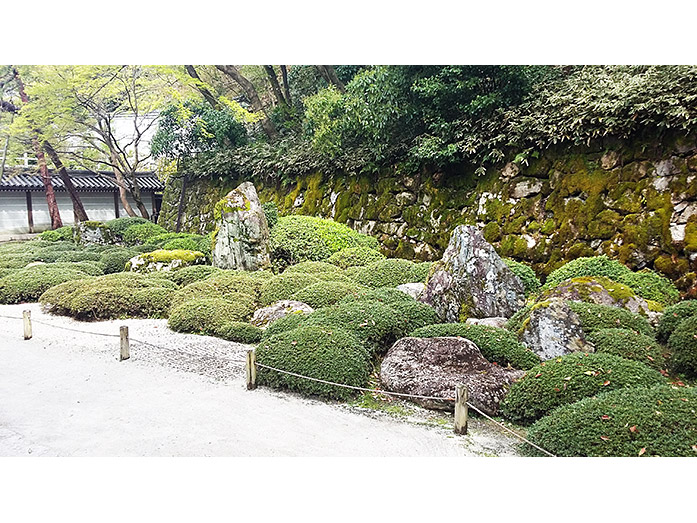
[23,310,32,340]
[119,325,130,361]
[454,384,468,435]
[246,350,257,390]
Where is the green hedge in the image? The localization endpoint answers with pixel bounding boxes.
[410,323,541,370]
[122,223,168,245]
[503,258,541,297]
[283,261,342,274]
[39,226,75,242]
[99,249,138,274]
[378,299,440,335]
[40,272,178,320]
[586,328,667,371]
[269,215,379,269]
[0,265,93,304]
[527,385,697,457]
[668,318,697,377]
[169,275,259,312]
[105,216,150,236]
[500,352,665,424]
[291,280,365,309]
[327,246,386,269]
[217,322,263,343]
[260,273,319,305]
[168,265,222,287]
[256,325,371,400]
[349,258,419,288]
[168,297,254,335]
[656,300,697,342]
[567,301,654,336]
[338,286,415,306]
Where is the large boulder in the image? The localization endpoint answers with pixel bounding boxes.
[73,221,114,246]
[465,317,508,329]
[518,298,595,360]
[539,276,650,314]
[380,336,524,416]
[250,300,314,329]
[421,225,526,321]
[212,182,271,271]
[396,282,425,300]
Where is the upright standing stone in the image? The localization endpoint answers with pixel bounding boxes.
[422,225,525,321]
[212,182,271,271]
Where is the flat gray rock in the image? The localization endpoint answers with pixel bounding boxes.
[251,300,314,329]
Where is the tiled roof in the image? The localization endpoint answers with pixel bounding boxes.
[0,170,164,192]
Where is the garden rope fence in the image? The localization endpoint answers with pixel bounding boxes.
[0,310,557,457]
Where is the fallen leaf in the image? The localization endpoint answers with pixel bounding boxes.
[601,415,611,420]
[554,388,560,392]
[647,355,654,361]
[603,381,611,386]
[629,426,638,433]
[638,448,646,456]
[534,373,542,378]
[600,436,610,441]
[563,376,572,381]
[692,445,697,453]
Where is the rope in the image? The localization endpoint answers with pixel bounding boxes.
[255,361,557,457]
[1,310,555,456]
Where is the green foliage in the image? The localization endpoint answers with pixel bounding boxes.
[567,301,654,336]
[410,323,540,370]
[503,258,541,297]
[327,246,386,269]
[283,261,342,274]
[656,300,697,342]
[667,317,697,376]
[500,352,664,424]
[168,297,254,335]
[268,215,379,269]
[527,385,697,457]
[349,258,419,288]
[382,300,440,334]
[98,249,138,274]
[40,272,178,320]
[162,237,200,251]
[544,255,678,306]
[586,328,667,371]
[217,321,263,344]
[122,223,168,245]
[105,216,150,236]
[168,265,222,287]
[256,325,371,401]
[291,280,365,309]
[39,226,74,242]
[151,99,248,161]
[261,201,279,229]
[0,264,93,304]
[169,270,263,310]
[260,273,319,305]
[261,312,309,340]
[54,251,102,263]
[338,286,415,306]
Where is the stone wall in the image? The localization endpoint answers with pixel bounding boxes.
[159,134,697,284]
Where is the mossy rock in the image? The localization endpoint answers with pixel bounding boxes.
[126,249,207,273]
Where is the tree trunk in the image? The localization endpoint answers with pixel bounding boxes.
[263,65,287,107]
[184,65,219,109]
[125,170,150,219]
[215,65,279,140]
[110,151,137,217]
[315,65,346,93]
[280,66,292,106]
[33,141,62,229]
[43,141,89,222]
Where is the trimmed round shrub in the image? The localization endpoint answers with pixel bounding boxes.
[45,272,178,320]
[500,352,665,424]
[349,258,418,288]
[122,223,168,245]
[284,261,342,274]
[384,299,440,334]
[99,249,138,274]
[667,317,697,376]
[168,265,222,287]
[0,265,92,304]
[54,251,103,263]
[312,271,352,283]
[269,215,379,269]
[168,297,254,335]
[567,301,654,336]
[256,325,371,400]
[616,269,680,306]
[339,286,415,306]
[39,226,74,242]
[410,323,541,370]
[260,273,319,305]
[39,278,95,315]
[162,237,200,251]
[504,258,541,297]
[0,268,14,279]
[410,262,433,283]
[0,253,37,269]
[170,282,258,312]
[527,385,697,457]
[291,280,364,309]
[327,246,386,269]
[105,216,150,236]
[586,328,667,370]
[217,322,263,344]
[261,311,308,340]
[52,261,105,276]
[656,300,697,342]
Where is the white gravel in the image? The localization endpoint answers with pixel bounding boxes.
[0,303,522,457]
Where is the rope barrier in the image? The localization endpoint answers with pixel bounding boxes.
[1,310,556,456]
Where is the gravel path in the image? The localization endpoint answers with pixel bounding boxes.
[0,303,523,457]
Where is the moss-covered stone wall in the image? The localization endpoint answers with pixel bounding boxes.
[159,135,697,285]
